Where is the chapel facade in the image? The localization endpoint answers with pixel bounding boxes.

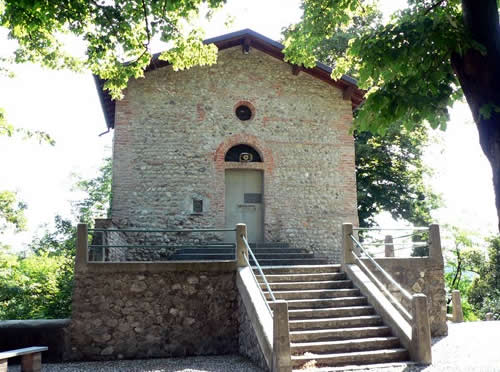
[95,29,363,261]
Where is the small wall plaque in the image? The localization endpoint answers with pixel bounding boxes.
[244,193,262,203]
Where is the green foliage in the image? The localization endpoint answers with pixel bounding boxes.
[443,227,483,320]
[468,235,500,317]
[0,247,73,319]
[1,107,55,145]
[284,7,440,229]
[355,124,440,228]
[283,0,483,135]
[73,157,112,225]
[0,0,226,100]
[0,190,27,232]
[0,157,112,320]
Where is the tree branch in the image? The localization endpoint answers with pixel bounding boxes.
[424,0,446,15]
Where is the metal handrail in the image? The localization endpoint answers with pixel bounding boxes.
[243,236,276,307]
[351,234,412,302]
[352,227,429,231]
[360,242,428,247]
[89,228,237,233]
[350,234,414,323]
[243,253,273,315]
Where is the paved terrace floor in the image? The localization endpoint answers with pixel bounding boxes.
[7,322,500,372]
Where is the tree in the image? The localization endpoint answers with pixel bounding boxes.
[0,157,112,320]
[468,235,500,317]
[0,190,27,233]
[355,126,440,228]
[285,12,440,228]
[0,0,225,99]
[283,0,500,230]
[443,226,482,320]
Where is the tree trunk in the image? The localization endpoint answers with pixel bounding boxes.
[451,0,500,231]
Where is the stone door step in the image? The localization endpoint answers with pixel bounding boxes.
[291,348,409,369]
[264,288,360,301]
[290,326,392,343]
[289,315,383,331]
[251,258,328,266]
[257,272,346,282]
[256,264,341,274]
[291,336,400,354]
[288,305,374,319]
[261,280,353,291]
[285,297,368,309]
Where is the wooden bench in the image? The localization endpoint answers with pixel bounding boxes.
[0,346,48,372]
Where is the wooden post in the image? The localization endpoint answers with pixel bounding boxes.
[272,300,292,372]
[452,290,464,323]
[410,294,432,364]
[236,223,248,267]
[429,224,443,265]
[21,352,42,372]
[385,235,394,257]
[342,223,355,268]
[0,359,7,372]
[75,223,88,272]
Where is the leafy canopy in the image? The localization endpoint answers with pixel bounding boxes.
[0,0,226,99]
[0,157,113,320]
[283,0,478,135]
[0,190,27,233]
[284,7,440,228]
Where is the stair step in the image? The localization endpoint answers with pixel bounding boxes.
[290,326,392,343]
[262,280,352,291]
[288,306,374,319]
[257,264,341,274]
[265,288,360,301]
[257,272,346,282]
[172,248,235,254]
[251,258,328,266]
[169,254,235,260]
[251,253,315,260]
[291,348,409,369]
[289,315,382,331]
[291,336,400,355]
[250,242,290,248]
[252,248,305,253]
[286,297,368,309]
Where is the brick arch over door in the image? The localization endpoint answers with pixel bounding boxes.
[213,134,274,240]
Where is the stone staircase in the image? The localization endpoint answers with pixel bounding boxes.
[169,241,326,265]
[249,242,327,266]
[256,264,410,370]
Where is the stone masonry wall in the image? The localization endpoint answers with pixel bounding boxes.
[363,258,448,337]
[69,268,238,360]
[238,293,269,371]
[112,46,358,262]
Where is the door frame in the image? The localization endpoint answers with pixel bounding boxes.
[224,168,265,242]
[213,134,274,241]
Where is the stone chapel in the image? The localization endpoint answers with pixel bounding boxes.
[95,29,363,261]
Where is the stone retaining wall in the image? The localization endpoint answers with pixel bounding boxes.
[362,258,448,336]
[69,262,238,360]
[0,319,70,362]
[237,294,268,371]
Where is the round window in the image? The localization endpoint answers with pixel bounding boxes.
[235,105,253,121]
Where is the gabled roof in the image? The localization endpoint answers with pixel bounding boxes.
[95,28,364,129]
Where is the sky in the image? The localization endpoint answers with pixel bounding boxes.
[0,0,497,252]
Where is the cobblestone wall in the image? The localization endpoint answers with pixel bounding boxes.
[69,268,238,360]
[237,294,269,371]
[112,46,358,262]
[363,258,448,337]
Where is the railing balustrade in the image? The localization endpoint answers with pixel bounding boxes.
[86,227,237,262]
[343,223,433,365]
